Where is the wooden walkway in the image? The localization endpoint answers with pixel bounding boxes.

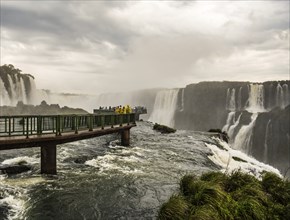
[0,113,137,174]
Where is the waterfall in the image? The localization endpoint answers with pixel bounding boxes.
[226,88,236,111]
[282,84,289,108]
[247,84,265,113]
[7,74,16,105]
[263,119,271,163]
[149,89,179,127]
[180,88,185,111]
[237,87,242,110]
[228,113,242,142]
[276,83,283,107]
[233,113,258,154]
[0,78,10,106]
[19,77,27,104]
[0,72,38,106]
[28,77,38,104]
[222,112,235,132]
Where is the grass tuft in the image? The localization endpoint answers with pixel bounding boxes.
[158,170,290,220]
[158,195,189,220]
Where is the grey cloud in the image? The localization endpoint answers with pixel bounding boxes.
[0,1,289,94]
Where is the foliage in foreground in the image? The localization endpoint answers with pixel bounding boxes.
[158,171,290,220]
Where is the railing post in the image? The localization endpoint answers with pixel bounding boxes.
[111,115,114,128]
[37,116,42,135]
[89,115,93,131]
[56,115,61,136]
[75,116,79,134]
[101,115,104,129]
[26,117,29,138]
[22,117,25,135]
[8,117,11,136]
[119,114,123,127]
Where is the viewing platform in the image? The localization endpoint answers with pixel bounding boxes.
[0,113,137,174]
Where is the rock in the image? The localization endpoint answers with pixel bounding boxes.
[208,129,229,143]
[0,165,31,175]
[153,123,176,134]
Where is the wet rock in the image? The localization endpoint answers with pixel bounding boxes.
[153,123,176,134]
[208,129,229,143]
[74,157,88,164]
[0,165,31,175]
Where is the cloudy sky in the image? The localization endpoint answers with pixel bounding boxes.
[1,0,289,94]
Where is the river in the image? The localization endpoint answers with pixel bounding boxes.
[0,121,280,220]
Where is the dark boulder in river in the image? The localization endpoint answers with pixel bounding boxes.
[153,123,176,134]
[0,165,31,175]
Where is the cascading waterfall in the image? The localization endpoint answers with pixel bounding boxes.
[282,84,289,108]
[28,77,38,104]
[0,73,38,106]
[237,87,242,110]
[149,89,179,127]
[263,119,271,163]
[0,78,10,106]
[233,113,258,154]
[276,83,283,107]
[180,88,185,111]
[227,113,242,141]
[19,77,27,104]
[247,84,265,113]
[7,74,16,105]
[222,112,235,132]
[226,88,236,111]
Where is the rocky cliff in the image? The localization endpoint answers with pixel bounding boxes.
[171,81,290,176]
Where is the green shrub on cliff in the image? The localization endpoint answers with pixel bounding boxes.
[158,171,290,220]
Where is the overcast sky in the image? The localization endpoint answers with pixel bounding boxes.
[1,0,289,94]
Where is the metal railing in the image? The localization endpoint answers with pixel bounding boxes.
[0,113,136,138]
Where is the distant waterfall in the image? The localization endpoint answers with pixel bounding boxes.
[180,88,185,111]
[247,84,265,113]
[233,113,258,154]
[222,112,235,132]
[263,119,271,163]
[0,73,38,106]
[226,88,236,111]
[237,87,242,110]
[0,78,10,105]
[276,83,283,107]
[282,84,289,108]
[149,89,179,127]
[228,113,242,141]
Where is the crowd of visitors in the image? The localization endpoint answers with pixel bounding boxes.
[97,105,147,114]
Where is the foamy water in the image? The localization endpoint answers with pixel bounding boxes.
[206,137,282,179]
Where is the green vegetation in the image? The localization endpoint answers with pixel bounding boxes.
[153,123,176,134]
[158,171,290,220]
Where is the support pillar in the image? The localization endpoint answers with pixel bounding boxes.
[121,129,130,146]
[41,143,57,175]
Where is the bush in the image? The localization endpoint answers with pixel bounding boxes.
[158,170,290,220]
[158,195,189,220]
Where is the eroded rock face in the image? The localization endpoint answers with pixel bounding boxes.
[174,81,290,176]
[252,106,290,174]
